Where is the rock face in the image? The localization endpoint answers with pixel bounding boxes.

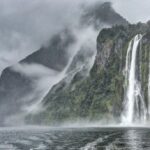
[0,2,128,125]
[81,2,128,28]
[27,22,150,125]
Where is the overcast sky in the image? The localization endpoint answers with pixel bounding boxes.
[0,0,149,73]
[112,0,150,23]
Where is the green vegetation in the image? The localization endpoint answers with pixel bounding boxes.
[26,23,150,125]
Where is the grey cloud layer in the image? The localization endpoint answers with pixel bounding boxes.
[0,0,149,73]
[112,0,150,23]
[0,0,83,71]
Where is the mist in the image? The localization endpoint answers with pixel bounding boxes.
[0,0,150,74]
[10,26,97,116]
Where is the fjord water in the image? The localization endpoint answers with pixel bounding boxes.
[0,127,150,150]
[121,34,147,124]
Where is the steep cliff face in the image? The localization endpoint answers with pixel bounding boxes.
[140,32,150,113]
[27,22,150,125]
[0,2,128,125]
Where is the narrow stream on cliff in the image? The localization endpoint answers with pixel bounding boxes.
[148,60,150,116]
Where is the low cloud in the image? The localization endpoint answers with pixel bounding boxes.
[0,0,149,74]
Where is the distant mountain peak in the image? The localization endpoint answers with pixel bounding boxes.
[81,1,128,29]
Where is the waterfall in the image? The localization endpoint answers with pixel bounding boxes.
[121,34,147,124]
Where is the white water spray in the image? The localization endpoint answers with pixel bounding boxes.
[122,34,147,124]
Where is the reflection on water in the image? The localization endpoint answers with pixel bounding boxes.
[124,130,142,150]
[0,127,149,150]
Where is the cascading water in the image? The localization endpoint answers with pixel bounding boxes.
[148,60,150,116]
[121,34,147,125]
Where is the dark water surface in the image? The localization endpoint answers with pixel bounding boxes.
[0,127,150,150]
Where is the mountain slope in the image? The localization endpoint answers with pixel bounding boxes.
[81,2,128,28]
[27,22,150,125]
[21,29,75,71]
[0,2,128,125]
[0,30,75,125]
